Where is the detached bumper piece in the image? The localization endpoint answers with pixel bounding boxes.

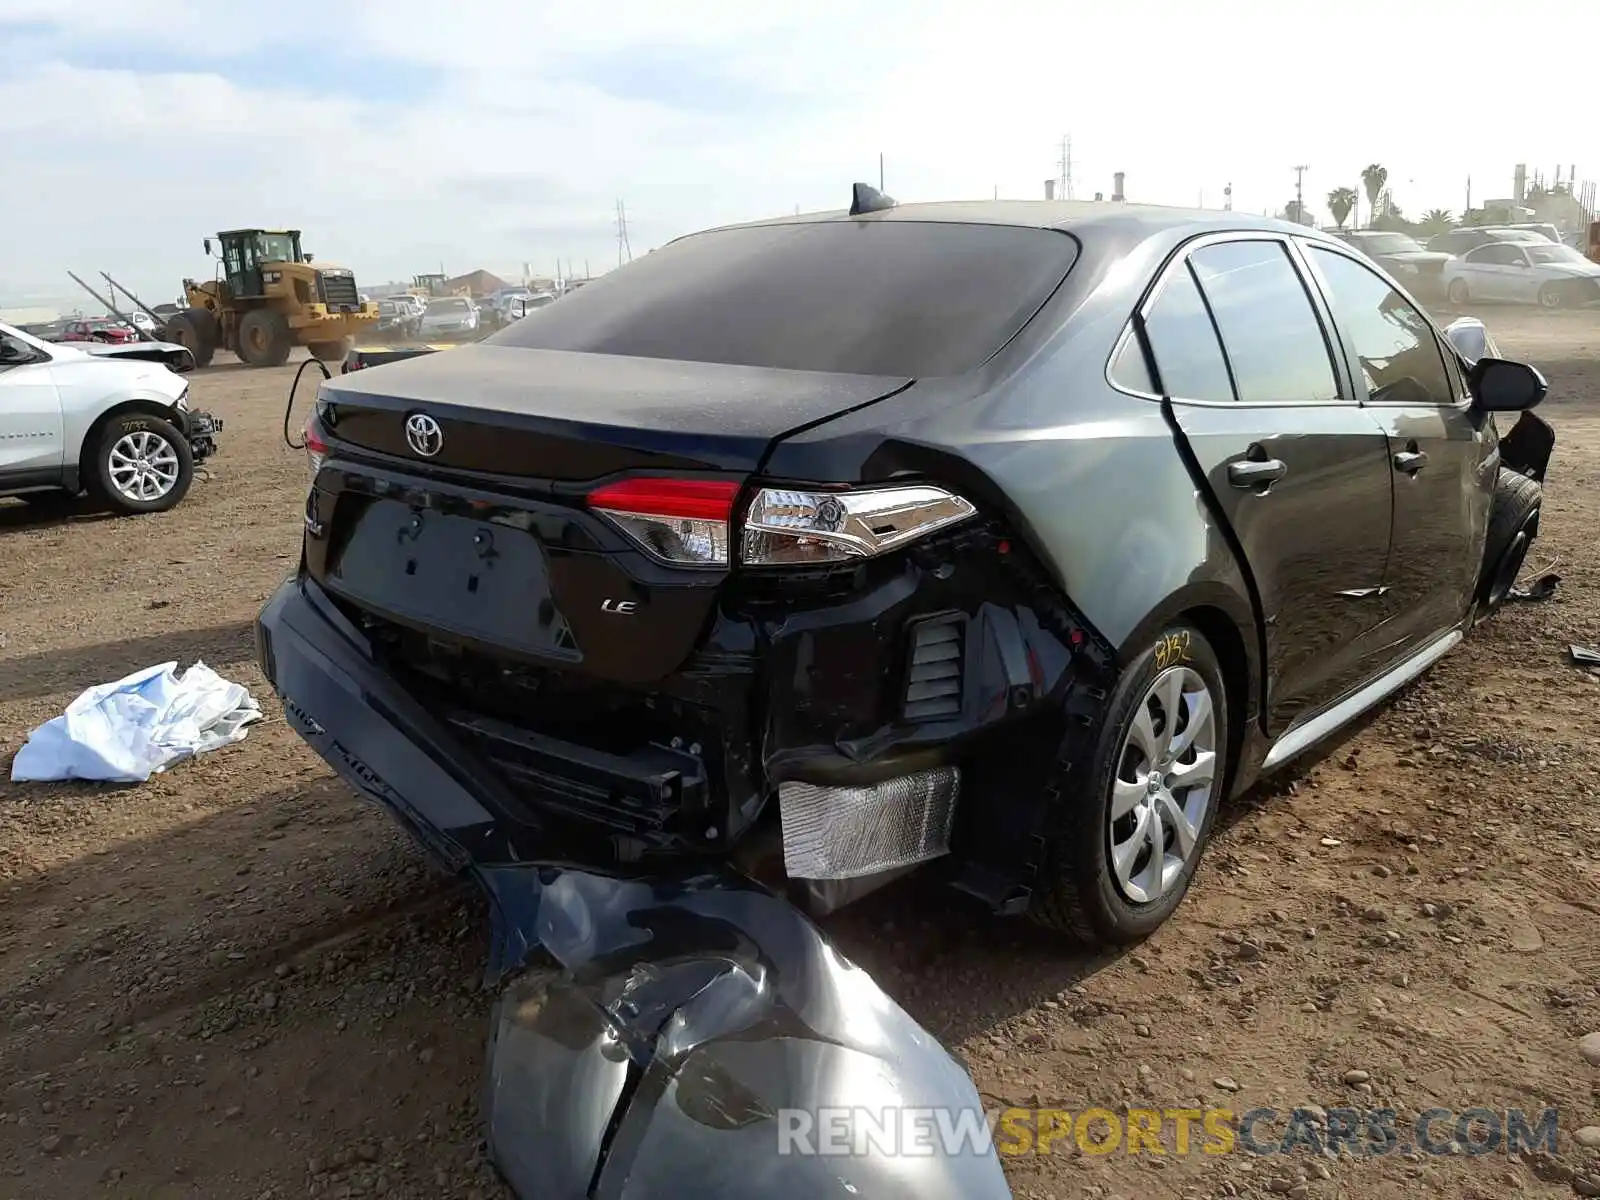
[186,410,222,463]
[255,576,1014,1198]
[479,866,1012,1200]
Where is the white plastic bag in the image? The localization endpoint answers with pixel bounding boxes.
[10,660,262,784]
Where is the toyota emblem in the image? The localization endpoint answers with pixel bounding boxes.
[405,413,443,457]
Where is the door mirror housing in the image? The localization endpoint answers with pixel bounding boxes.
[1443,316,1498,365]
[203,238,212,256]
[1468,357,1547,412]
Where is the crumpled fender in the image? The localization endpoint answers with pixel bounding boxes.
[478,864,1013,1199]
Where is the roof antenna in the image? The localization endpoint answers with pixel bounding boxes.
[850,182,897,216]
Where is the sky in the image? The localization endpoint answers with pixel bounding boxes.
[0,0,1590,310]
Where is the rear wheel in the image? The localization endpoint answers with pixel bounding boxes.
[1538,283,1565,309]
[1029,622,1229,946]
[90,414,194,514]
[236,309,292,367]
[1477,467,1542,614]
[163,308,218,368]
[308,338,353,362]
[1446,277,1470,305]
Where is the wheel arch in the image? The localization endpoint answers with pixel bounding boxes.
[77,399,186,485]
[1115,584,1261,800]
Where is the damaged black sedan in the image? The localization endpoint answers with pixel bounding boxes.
[256,189,1551,1192]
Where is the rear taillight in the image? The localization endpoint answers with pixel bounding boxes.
[741,484,975,567]
[585,478,975,569]
[586,478,739,566]
[303,415,328,483]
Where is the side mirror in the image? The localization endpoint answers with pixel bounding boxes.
[203,238,212,256]
[1443,316,1498,365]
[1468,357,1547,412]
[304,253,314,263]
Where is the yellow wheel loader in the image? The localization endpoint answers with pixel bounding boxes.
[163,230,379,368]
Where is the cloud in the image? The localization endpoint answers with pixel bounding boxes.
[1,0,1591,311]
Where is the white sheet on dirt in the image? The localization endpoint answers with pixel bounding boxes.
[9,660,262,784]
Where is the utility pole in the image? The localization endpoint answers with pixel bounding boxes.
[879,153,884,191]
[1223,182,1233,212]
[615,199,632,266]
[1293,165,1309,220]
[1058,135,1075,200]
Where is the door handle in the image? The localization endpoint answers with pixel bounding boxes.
[1393,450,1429,475]
[1227,458,1288,489]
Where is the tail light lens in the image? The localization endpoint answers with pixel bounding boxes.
[586,479,975,569]
[303,414,328,483]
[742,485,975,566]
[586,478,740,566]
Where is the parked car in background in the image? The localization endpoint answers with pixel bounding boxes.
[375,299,421,339]
[60,318,137,345]
[1427,226,1554,255]
[262,192,1552,960]
[1499,222,1561,245]
[1333,230,1451,299]
[1442,239,1600,308]
[0,321,221,514]
[126,311,160,336]
[418,296,479,338]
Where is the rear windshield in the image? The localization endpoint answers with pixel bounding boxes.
[488,220,1079,377]
[427,299,469,313]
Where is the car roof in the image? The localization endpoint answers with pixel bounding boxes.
[690,197,1334,251]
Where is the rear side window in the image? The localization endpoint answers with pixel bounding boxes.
[1139,264,1233,403]
[488,221,1079,377]
[1189,241,1341,403]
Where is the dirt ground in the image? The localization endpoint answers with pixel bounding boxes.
[1,312,1598,1200]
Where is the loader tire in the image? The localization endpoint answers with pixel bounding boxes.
[308,338,353,362]
[237,309,292,367]
[164,308,218,368]
[1476,467,1542,614]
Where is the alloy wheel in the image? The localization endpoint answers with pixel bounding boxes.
[108,430,181,503]
[1108,666,1219,904]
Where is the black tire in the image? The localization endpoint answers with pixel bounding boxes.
[236,309,292,367]
[164,308,218,368]
[1029,621,1230,947]
[1537,283,1564,310]
[89,413,194,515]
[1476,467,1542,613]
[308,338,353,362]
[1446,277,1469,305]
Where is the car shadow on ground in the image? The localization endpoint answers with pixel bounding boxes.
[0,496,118,531]
[0,620,258,703]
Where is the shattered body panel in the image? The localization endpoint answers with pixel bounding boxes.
[479,867,1010,1198]
[79,339,195,373]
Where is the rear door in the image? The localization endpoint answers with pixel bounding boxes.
[1143,235,1396,734]
[1302,243,1491,652]
[1458,243,1525,301]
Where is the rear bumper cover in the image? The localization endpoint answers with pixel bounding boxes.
[255,575,1013,1197]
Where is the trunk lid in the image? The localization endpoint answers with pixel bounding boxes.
[318,343,910,479]
[307,345,912,683]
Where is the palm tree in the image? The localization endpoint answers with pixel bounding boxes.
[1327,187,1357,228]
[1420,208,1454,234]
[1361,165,1388,222]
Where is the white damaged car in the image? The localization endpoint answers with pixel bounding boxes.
[0,321,221,515]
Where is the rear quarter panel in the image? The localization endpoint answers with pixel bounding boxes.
[763,225,1261,681]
